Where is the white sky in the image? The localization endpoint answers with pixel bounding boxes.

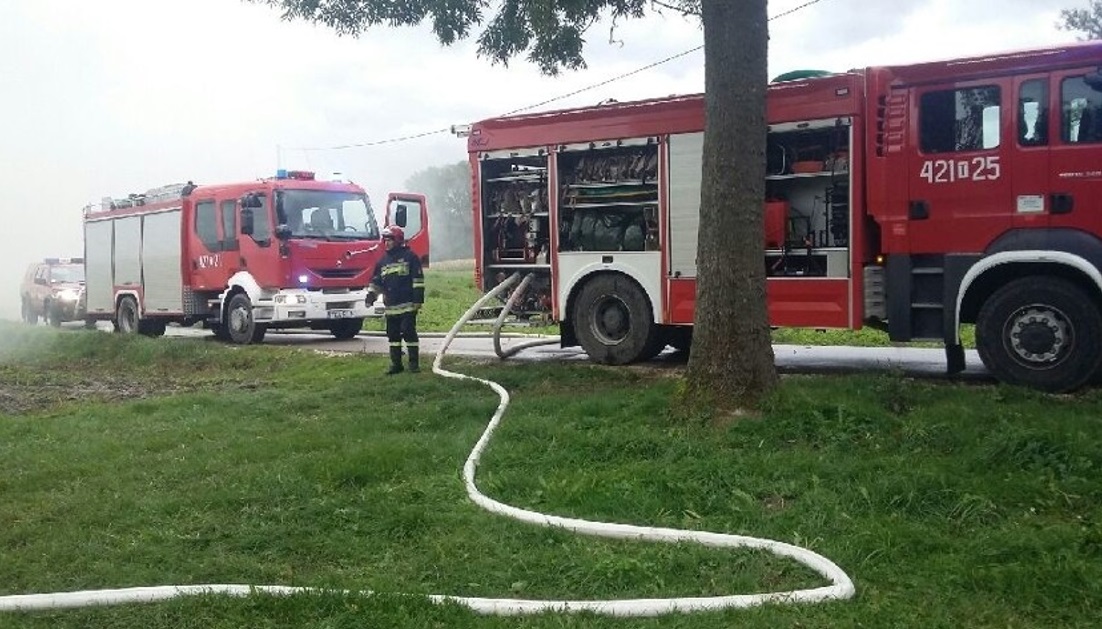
[0,0,1082,320]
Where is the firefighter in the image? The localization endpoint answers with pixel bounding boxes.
[366,226,425,374]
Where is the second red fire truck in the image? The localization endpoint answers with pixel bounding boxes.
[462,41,1102,392]
[83,170,429,343]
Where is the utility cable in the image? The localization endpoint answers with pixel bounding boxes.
[292,0,829,152]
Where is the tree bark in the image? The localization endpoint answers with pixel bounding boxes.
[684,0,777,412]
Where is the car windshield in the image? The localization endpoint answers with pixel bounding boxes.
[277,190,380,240]
[50,265,84,283]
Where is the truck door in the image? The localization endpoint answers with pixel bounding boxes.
[189,198,228,291]
[237,191,280,287]
[386,194,430,264]
[1010,76,1051,229]
[1049,68,1102,235]
[907,78,1013,253]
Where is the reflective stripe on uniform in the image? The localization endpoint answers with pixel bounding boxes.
[381,261,410,277]
[385,303,418,315]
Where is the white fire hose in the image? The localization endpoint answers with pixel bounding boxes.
[0,272,854,616]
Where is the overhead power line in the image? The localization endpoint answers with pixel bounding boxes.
[294,0,827,152]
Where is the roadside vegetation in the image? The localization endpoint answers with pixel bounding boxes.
[0,322,1099,627]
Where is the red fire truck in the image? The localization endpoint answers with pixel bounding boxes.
[82,170,429,343]
[463,41,1102,392]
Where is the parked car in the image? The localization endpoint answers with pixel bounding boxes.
[20,258,87,326]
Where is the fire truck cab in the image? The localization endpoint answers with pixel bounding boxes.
[465,41,1102,392]
[83,171,429,343]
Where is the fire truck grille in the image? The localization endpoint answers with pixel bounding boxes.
[327,301,356,310]
[314,268,361,279]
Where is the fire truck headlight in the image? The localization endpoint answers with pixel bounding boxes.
[57,289,80,301]
[298,274,309,284]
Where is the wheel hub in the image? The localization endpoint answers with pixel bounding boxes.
[1008,306,1069,365]
[593,297,630,345]
[230,307,250,333]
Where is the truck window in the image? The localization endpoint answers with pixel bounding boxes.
[220,200,236,240]
[246,193,272,243]
[1061,76,1102,143]
[1018,80,1048,146]
[195,200,220,251]
[919,86,1001,153]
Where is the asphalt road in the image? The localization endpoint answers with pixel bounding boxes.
[160,325,994,382]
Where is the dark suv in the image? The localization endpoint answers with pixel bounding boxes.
[20,258,87,326]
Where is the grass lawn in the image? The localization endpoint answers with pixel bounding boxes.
[0,322,1098,627]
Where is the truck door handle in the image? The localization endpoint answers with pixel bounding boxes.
[1051,193,1074,215]
[909,200,929,220]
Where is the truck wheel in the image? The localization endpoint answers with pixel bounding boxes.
[330,318,364,340]
[976,276,1102,393]
[138,320,167,337]
[668,327,693,354]
[21,299,38,325]
[225,293,267,344]
[572,274,660,365]
[46,302,63,327]
[116,297,140,334]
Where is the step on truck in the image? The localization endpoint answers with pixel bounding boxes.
[82,170,429,343]
[461,41,1102,392]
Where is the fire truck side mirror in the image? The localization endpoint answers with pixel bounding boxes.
[394,204,408,228]
[274,224,292,240]
[240,208,255,236]
[241,192,264,209]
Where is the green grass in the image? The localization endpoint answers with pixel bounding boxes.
[408,266,976,348]
[1,324,1097,627]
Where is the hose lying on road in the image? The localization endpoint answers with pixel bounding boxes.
[0,272,854,616]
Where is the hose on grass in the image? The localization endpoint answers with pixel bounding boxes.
[0,272,854,616]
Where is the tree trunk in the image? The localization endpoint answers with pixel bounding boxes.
[683,0,778,412]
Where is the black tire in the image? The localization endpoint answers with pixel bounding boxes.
[46,302,63,327]
[211,323,231,341]
[572,274,661,365]
[224,293,266,344]
[138,320,167,337]
[976,276,1102,393]
[21,299,38,325]
[116,297,140,334]
[668,327,693,354]
[330,318,364,340]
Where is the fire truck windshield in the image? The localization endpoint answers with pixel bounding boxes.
[277,190,380,240]
[49,265,85,283]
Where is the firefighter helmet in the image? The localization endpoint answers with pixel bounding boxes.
[382,226,405,243]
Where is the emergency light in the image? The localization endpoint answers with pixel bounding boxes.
[275,169,316,181]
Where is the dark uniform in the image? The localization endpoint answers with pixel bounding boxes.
[367,236,425,374]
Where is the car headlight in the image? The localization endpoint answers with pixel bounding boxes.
[56,289,80,301]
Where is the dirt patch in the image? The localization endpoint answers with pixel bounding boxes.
[0,375,262,416]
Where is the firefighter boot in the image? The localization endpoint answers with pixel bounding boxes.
[408,346,420,373]
[386,347,405,375]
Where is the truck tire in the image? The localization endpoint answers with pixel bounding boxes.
[224,293,267,344]
[116,297,140,334]
[46,301,63,327]
[21,299,38,325]
[330,318,364,340]
[138,320,167,337]
[976,276,1102,393]
[572,274,660,365]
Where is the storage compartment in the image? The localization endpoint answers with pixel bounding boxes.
[763,118,853,278]
[556,140,660,253]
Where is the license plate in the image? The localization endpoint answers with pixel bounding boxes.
[327,309,355,319]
